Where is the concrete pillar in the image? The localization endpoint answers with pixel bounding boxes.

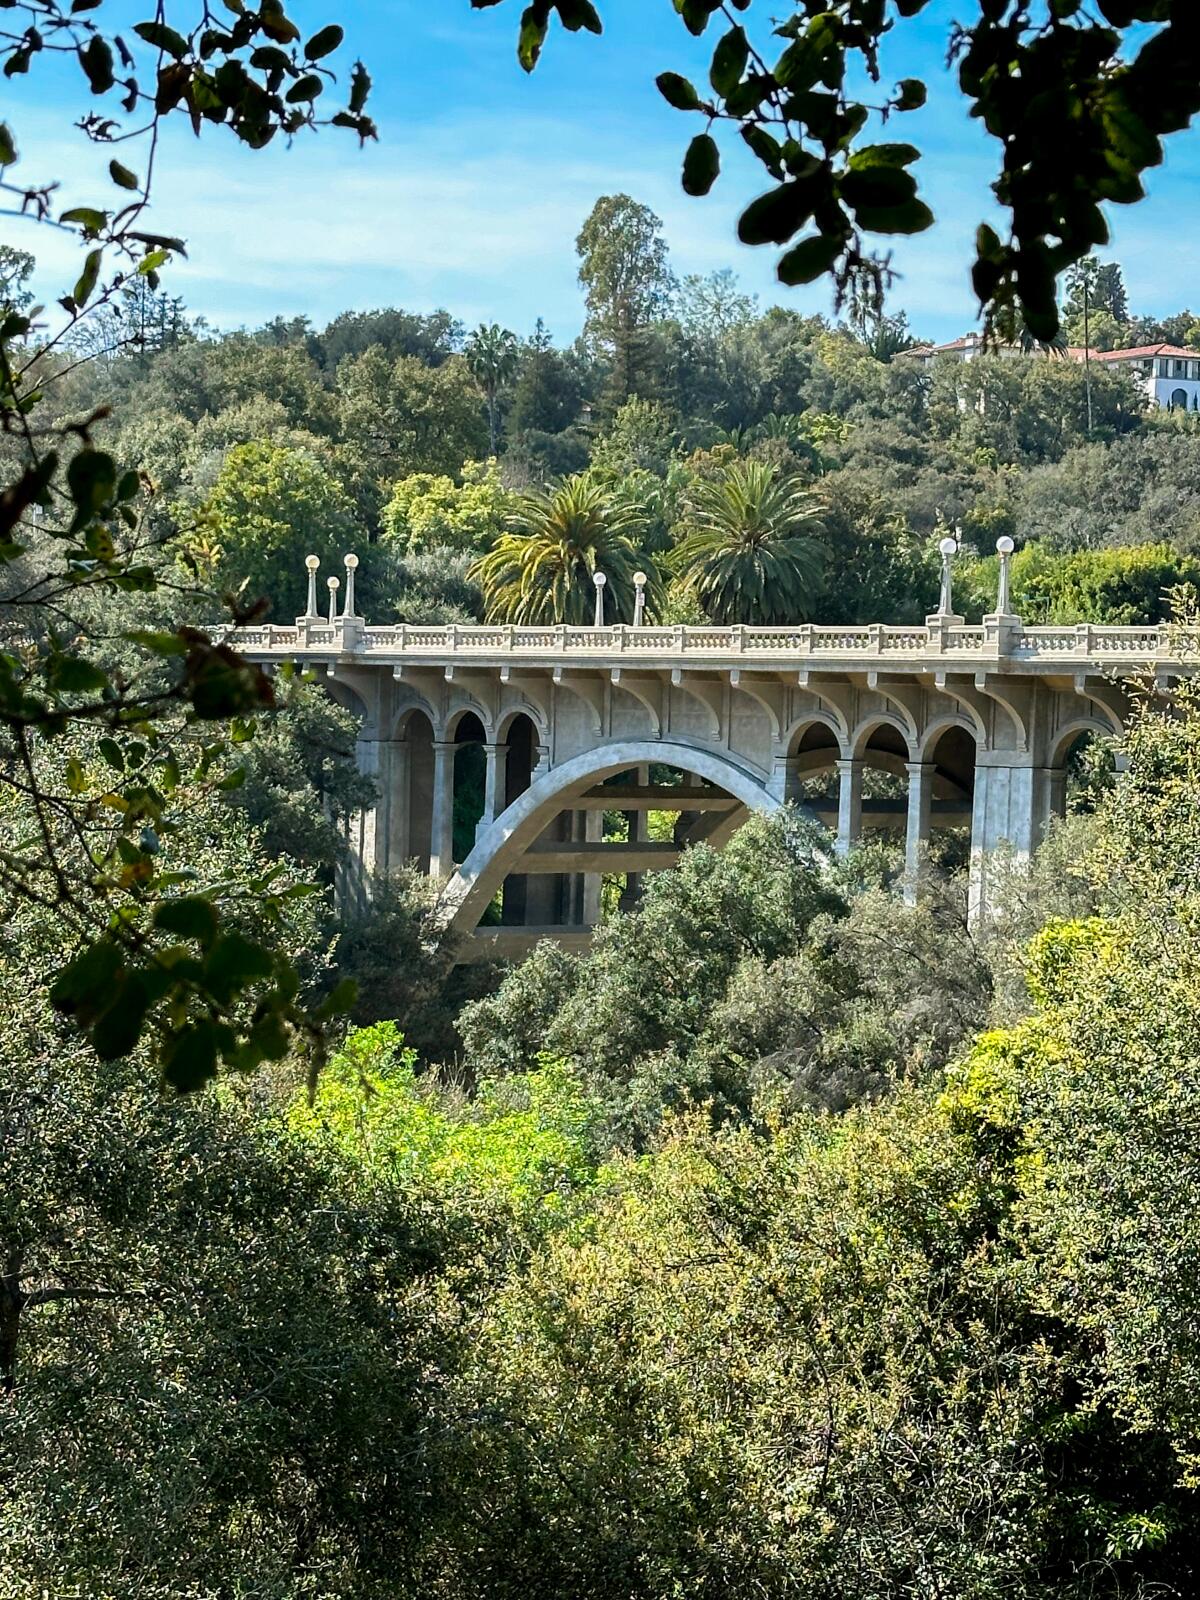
[835,758,863,857]
[477,741,508,844]
[582,806,603,927]
[388,740,411,865]
[1047,767,1068,822]
[968,759,1042,925]
[903,760,934,904]
[620,763,650,912]
[429,740,457,879]
[768,753,803,804]
[352,736,385,878]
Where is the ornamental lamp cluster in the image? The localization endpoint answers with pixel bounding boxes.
[930,533,1019,625]
[302,553,360,624]
[592,568,649,628]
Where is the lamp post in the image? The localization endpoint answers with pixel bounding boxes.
[592,570,607,629]
[936,535,958,618]
[995,535,1015,616]
[326,575,340,625]
[342,552,359,619]
[632,570,647,628]
[304,554,320,619]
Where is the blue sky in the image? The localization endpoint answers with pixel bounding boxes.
[6,0,1200,343]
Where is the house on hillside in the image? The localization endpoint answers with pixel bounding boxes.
[1090,345,1200,411]
[905,334,1200,410]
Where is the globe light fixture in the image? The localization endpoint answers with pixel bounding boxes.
[593,569,607,628]
[304,554,320,618]
[633,570,648,628]
[995,535,1016,616]
[343,552,359,619]
[937,536,958,617]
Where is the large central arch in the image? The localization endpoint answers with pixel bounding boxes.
[437,739,783,937]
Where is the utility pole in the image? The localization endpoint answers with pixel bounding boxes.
[1083,273,1094,436]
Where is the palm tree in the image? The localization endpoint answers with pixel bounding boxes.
[465,323,519,456]
[471,475,660,625]
[674,460,826,625]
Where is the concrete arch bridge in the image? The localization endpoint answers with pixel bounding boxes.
[228,588,1182,962]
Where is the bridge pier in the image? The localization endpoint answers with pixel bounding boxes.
[835,758,864,856]
[904,761,935,904]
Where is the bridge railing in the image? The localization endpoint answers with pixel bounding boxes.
[223,619,1181,664]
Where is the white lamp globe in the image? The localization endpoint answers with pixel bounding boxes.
[938,536,958,557]
[996,536,1015,555]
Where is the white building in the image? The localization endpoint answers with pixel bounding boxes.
[906,334,1200,411]
[1091,344,1200,411]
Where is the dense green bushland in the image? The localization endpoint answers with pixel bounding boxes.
[8,684,1200,1596]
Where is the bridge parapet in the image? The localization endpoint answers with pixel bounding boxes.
[229,618,1181,673]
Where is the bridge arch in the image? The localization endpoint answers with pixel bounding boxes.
[495,702,550,747]
[783,710,849,757]
[438,738,781,937]
[1049,715,1118,770]
[850,714,918,763]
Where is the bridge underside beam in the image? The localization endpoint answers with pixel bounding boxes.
[578,785,737,811]
[462,926,595,964]
[804,797,972,826]
[520,841,682,874]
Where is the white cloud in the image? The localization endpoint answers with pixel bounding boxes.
[10,74,1200,345]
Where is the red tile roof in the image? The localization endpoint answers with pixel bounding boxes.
[1093,343,1196,361]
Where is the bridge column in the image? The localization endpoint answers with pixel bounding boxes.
[968,758,1048,924]
[903,760,934,904]
[769,753,804,804]
[581,808,603,927]
[1047,766,1068,823]
[477,741,509,844]
[388,739,411,865]
[835,758,863,856]
[619,763,651,912]
[429,739,457,880]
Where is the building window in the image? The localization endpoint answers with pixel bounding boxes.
[1171,388,1189,409]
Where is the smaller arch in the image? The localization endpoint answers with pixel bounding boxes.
[444,701,495,741]
[495,701,550,748]
[916,713,978,763]
[1049,715,1118,771]
[730,673,785,742]
[610,670,663,738]
[325,679,368,724]
[783,711,850,759]
[850,714,917,762]
[392,692,437,742]
[395,707,436,872]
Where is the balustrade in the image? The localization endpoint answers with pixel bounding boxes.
[228,616,1184,668]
